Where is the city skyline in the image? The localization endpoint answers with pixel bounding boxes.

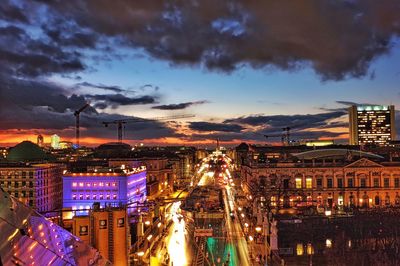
[1,1,400,146]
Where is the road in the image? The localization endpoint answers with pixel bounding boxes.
[222,184,251,266]
[151,202,192,266]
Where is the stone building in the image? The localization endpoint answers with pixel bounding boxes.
[241,149,400,210]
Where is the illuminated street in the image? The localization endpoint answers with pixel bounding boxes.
[151,201,192,266]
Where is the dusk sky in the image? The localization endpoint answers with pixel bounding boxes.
[0,1,400,146]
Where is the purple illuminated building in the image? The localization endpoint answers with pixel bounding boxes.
[63,165,146,213]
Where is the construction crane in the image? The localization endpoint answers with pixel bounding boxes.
[263,127,291,146]
[102,114,195,142]
[74,103,90,147]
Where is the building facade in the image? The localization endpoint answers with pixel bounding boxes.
[0,163,63,213]
[242,153,400,211]
[62,165,147,212]
[349,105,396,146]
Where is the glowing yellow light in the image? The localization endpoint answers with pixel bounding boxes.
[137,251,145,256]
[255,227,262,232]
[7,229,19,241]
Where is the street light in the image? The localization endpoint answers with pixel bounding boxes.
[137,251,145,257]
[255,227,262,232]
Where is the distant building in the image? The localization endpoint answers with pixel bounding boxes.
[51,134,60,149]
[349,105,396,146]
[62,164,147,212]
[37,134,44,147]
[59,141,73,149]
[0,163,63,213]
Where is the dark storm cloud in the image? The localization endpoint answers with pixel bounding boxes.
[0,77,97,114]
[38,0,400,80]
[85,94,157,108]
[0,25,85,77]
[152,100,208,110]
[189,121,244,133]
[0,1,29,23]
[76,82,124,93]
[44,29,98,49]
[224,111,346,130]
[0,77,180,140]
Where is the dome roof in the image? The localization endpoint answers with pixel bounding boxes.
[7,141,51,161]
[97,142,132,150]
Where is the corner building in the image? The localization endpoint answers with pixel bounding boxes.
[63,164,147,212]
[0,163,63,213]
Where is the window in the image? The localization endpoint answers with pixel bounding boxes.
[79,194,83,200]
[373,178,379,187]
[72,182,77,187]
[316,178,322,188]
[283,179,289,189]
[79,182,84,187]
[93,195,97,200]
[337,178,343,188]
[360,178,366,188]
[306,178,312,189]
[72,194,77,200]
[395,178,400,188]
[113,194,117,199]
[348,179,354,188]
[296,244,304,256]
[327,179,333,188]
[29,191,33,197]
[86,195,90,200]
[295,178,302,189]
[99,195,104,200]
[384,178,389,188]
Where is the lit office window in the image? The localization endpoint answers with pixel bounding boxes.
[72,182,77,187]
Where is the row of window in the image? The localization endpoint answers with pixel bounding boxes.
[288,177,400,189]
[72,182,117,188]
[0,181,35,187]
[9,191,34,198]
[72,194,118,200]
